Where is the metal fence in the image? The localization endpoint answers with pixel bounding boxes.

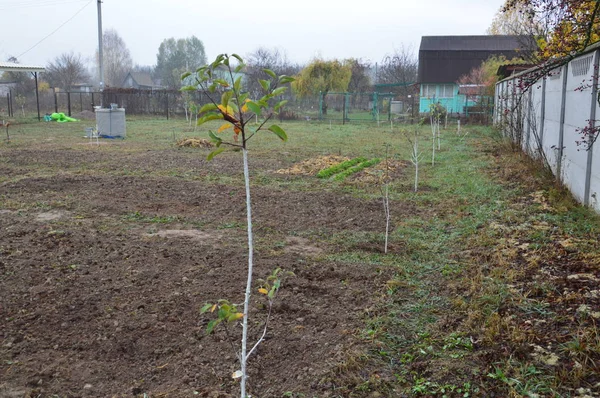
[3,87,420,124]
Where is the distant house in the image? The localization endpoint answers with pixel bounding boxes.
[417,35,536,114]
[70,83,94,93]
[122,71,161,90]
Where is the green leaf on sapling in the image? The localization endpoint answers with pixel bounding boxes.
[263,68,276,79]
[198,103,218,114]
[231,54,244,64]
[247,101,262,116]
[268,124,288,141]
[207,147,226,161]
[206,319,219,334]
[274,100,288,112]
[259,79,270,92]
[279,75,295,84]
[272,87,287,97]
[200,303,213,314]
[198,113,223,126]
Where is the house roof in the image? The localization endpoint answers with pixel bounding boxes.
[124,71,157,87]
[0,61,45,73]
[418,35,536,84]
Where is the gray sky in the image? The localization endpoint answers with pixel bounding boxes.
[0,0,503,68]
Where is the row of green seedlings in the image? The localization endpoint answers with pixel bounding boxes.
[317,157,381,181]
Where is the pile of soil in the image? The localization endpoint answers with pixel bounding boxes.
[351,160,409,184]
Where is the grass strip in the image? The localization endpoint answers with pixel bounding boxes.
[332,158,381,181]
[316,157,367,178]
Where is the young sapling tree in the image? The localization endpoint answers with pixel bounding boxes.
[380,144,391,253]
[182,53,293,398]
[405,129,423,192]
[429,102,446,165]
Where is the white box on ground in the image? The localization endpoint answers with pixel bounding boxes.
[95,108,126,138]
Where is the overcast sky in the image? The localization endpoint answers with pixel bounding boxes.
[0,0,504,69]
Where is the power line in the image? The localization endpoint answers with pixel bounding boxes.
[0,0,89,11]
[15,0,94,60]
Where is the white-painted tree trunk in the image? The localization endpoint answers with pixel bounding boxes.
[437,120,441,150]
[383,183,390,254]
[240,147,254,398]
[431,117,436,166]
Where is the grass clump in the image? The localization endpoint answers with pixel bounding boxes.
[332,158,381,181]
[316,157,367,178]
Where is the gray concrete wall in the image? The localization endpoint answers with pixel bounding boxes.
[495,47,600,213]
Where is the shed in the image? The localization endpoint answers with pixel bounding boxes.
[0,62,45,120]
[417,35,536,113]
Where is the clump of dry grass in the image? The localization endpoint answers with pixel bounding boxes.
[176,137,214,148]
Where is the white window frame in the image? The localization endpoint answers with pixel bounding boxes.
[440,84,455,98]
[422,84,436,97]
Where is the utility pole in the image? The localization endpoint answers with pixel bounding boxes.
[97,0,104,91]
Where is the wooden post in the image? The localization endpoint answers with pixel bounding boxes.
[67,92,72,117]
[34,72,41,121]
[166,92,169,120]
[342,93,346,125]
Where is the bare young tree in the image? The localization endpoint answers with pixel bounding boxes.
[100,29,133,87]
[45,52,89,91]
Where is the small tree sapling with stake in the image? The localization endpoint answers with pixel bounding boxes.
[428,103,446,165]
[380,144,391,254]
[405,128,423,192]
[182,53,294,398]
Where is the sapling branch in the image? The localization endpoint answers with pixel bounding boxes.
[245,299,273,360]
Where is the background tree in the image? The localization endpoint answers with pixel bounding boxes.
[245,47,300,98]
[45,52,89,91]
[503,0,600,61]
[377,46,418,98]
[345,58,372,93]
[292,58,351,114]
[487,2,549,61]
[100,29,133,87]
[1,57,35,96]
[156,36,206,89]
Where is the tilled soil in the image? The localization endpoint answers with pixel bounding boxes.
[0,149,401,397]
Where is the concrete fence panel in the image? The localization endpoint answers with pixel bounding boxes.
[495,45,600,213]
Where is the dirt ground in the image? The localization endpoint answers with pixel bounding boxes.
[0,149,406,397]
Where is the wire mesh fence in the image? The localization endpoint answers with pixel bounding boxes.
[5,88,421,124]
